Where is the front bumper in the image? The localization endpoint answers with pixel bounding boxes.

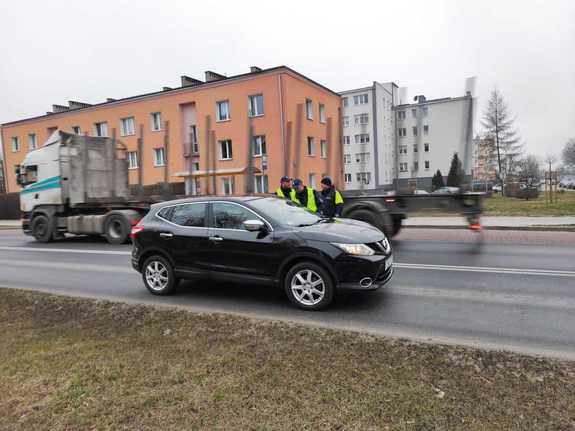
[335,253,394,291]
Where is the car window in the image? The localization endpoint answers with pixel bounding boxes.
[212,202,262,230]
[158,203,207,227]
[248,197,321,227]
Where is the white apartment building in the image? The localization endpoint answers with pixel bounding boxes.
[395,94,474,190]
[341,82,474,192]
[340,82,398,191]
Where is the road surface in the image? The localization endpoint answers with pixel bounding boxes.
[1,228,575,360]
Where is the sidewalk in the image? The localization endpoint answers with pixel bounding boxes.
[404,216,575,230]
[0,220,21,229]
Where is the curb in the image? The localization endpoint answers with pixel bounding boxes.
[404,225,575,232]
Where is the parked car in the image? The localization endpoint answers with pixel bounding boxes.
[492,184,502,192]
[131,196,394,310]
[432,186,460,194]
[413,189,430,195]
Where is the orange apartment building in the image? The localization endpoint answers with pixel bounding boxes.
[0,66,342,196]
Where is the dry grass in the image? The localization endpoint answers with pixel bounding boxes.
[482,191,575,217]
[1,288,574,430]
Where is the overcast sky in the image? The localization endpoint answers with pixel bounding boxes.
[1,0,573,160]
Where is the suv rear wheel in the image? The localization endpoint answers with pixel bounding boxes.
[142,255,178,295]
[284,262,334,310]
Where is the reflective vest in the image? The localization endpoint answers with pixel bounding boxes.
[292,187,318,213]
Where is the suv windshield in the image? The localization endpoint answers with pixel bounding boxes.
[248,197,321,227]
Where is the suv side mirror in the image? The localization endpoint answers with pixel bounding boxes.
[243,219,265,232]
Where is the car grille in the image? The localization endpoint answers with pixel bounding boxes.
[367,238,391,255]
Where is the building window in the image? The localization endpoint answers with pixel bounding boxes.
[398,111,406,120]
[342,97,349,107]
[127,151,139,169]
[219,139,233,160]
[356,172,371,184]
[94,122,108,137]
[353,94,369,105]
[28,134,37,150]
[424,125,429,135]
[412,108,417,118]
[320,140,327,158]
[222,177,235,195]
[309,173,316,188]
[413,144,418,153]
[150,112,162,131]
[413,161,419,171]
[354,134,370,144]
[190,125,199,154]
[425,160,430,170]
[216,100,230,121]
[412,126,418,136]
[319,104,326,123]
[398,127,407,137]
[248,94,264,117]
[400,162,408,172]
[355,152,370,163]
[307,137,315,156]
[11,137,20,152]
[153,148,166,167]
[399,144,408,154]
[120,117,135,137]
[254,175,269,193]
[354,114,369,125]
[253,135,266,157]
[344,154,351,164]
[342,116,350,127]
[193,162,200,171]
[344,173,352,183]
[343,135,351,145]
[72,126,81,135]
[424,143,430,152]
[306,99,313,120]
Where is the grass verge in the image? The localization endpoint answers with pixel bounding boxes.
[482,192,575,216]
[1,288,574,430]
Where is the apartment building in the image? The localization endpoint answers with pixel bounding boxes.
[395,94,474,190]
[0,66,342,196]
[340,82,398,191]
[0,159,5,194]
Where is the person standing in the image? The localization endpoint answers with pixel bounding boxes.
[292,179,320,213]
[276,176,295,200]
[319,177,344,218]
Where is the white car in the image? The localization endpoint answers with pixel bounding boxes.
[492,185,502,192]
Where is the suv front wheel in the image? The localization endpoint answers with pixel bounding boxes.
[284,262,335,310]
[142,255,178,295]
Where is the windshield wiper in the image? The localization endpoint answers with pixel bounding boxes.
[297,218,330,227]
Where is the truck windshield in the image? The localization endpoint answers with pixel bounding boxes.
[20,166,38,187]
[248,197,321,227]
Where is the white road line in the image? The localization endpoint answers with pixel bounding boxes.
[1,245,574,278]
[0,246,131,255]
[394,262,575,278]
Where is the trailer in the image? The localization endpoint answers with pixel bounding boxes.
[16,131,154,244]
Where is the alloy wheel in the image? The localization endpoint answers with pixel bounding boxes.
[145,261,169,291]
[290,269,325,306]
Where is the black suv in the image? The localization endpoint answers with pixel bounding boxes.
[131,196,393,310]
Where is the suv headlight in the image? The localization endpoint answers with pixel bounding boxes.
[332,243,374,256]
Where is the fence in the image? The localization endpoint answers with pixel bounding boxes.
[0,193,20,219]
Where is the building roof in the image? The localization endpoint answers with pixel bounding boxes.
[1,66,340,127]
[395,94,471,108]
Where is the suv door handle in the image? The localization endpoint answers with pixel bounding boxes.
[209,235,224,242]
[159,232,173,239]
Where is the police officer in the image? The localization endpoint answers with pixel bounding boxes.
[319,177,344,218]
[276,176,295,200]
[292,179,320,213]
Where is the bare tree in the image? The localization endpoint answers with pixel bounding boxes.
[517,155,540,200]
[562,138,575,168]
[481,88,522,192]
[544,153,557,171]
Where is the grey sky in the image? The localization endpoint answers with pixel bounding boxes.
[1,0,574,160]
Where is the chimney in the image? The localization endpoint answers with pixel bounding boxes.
[52,104,70,113]
[163,86,172,91]
[106,98,116,102]
[250,66,262,73]
[204,70,226,82]
[180,76,203,87]
[68,101,92,109]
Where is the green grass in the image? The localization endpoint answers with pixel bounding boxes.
[1,288,574,430]
[482,191,575,216]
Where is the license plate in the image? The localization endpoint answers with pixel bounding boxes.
[385,255,393,270]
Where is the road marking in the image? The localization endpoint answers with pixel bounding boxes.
[394,262,575,278]
[0,246,130,255]
[1,246,574,278]
[0,259,133,273]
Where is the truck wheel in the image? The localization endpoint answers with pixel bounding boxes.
[349,209,392,237]
[392,217,403,237]
[31,215,53,243]
[103,214,130,245]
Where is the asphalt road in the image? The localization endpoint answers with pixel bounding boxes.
[1,228,575,360]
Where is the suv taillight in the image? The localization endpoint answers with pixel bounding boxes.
[130,224,145,239]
